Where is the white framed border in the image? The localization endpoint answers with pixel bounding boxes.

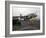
[10,4,43,34]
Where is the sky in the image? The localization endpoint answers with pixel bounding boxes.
[12,4,40,19]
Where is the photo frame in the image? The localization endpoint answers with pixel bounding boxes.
[5,1,45,37]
